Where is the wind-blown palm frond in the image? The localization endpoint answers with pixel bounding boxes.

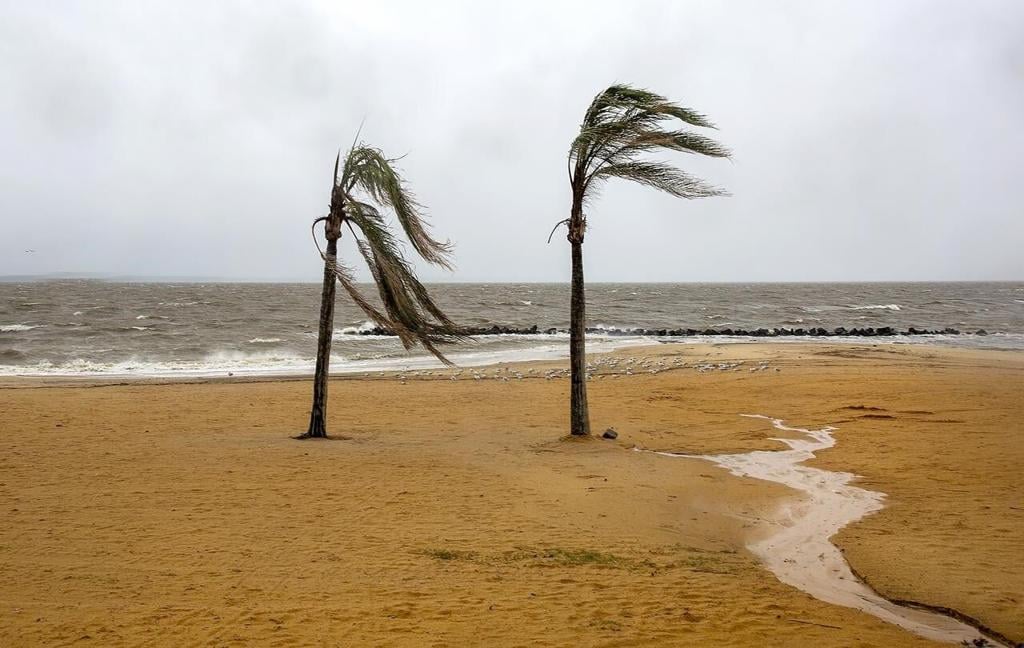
[317,143,463,365]
[593,161,725,199]
[340,146,453,269]
[569,84,731,202]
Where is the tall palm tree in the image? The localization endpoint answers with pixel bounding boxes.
[555,84,731,436]
[302,141,462,439]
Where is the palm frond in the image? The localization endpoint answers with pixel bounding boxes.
[591,161,727,199]
[341,145,453,270]
[569,84,730,203]
[339,186,465,365]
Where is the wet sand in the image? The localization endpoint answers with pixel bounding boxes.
[0,343,1021,646]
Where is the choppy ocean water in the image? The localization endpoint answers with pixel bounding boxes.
[1,281,1022,377]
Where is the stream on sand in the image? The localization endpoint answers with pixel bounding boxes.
[652,414,1004,646]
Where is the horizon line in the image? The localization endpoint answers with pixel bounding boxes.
[1,274,1022,285]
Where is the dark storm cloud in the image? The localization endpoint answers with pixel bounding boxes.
[1,0,1022,281]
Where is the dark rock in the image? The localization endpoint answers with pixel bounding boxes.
[977,329,988,336]
[602,428,618,440]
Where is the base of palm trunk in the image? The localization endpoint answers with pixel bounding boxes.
[299,408,328,439]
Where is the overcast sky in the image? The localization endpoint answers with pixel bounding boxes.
[1,0,1022,282]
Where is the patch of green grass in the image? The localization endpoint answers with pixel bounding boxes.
[419,548,477,561]
[416,544,745,574]
[510,547,628,567]
[592,618,623,632]
[500,546,661,571]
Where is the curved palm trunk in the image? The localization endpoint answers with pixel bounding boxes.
[306,234,339,438]
[568,212,591,436]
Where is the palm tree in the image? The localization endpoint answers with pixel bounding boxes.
[554,84,731,436]
[302,141,462,439]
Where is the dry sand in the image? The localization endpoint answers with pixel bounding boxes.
[0,342,1020,646]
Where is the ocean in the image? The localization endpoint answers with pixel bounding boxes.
[2,281,1022,377]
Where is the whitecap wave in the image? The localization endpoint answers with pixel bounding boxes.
[336,320,379,336]
[248,337,283,344]
[0,337,650,378]
[0,324,39,332]
[847,304,901,311]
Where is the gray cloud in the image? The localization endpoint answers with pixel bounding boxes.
[1,0,1022,281]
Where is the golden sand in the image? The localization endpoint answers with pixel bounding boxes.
[0,343,1020,646]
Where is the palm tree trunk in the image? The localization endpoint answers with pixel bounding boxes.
[569,235,591,436]
[306,235,338,438]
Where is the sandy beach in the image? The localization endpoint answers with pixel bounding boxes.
[1,342,1021,646]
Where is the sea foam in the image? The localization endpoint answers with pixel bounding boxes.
[848,304,901,311]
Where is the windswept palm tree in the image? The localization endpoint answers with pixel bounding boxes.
[553,84,731,436]
[302,141,462,439]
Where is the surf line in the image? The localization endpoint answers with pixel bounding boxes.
[650,415,1005,646]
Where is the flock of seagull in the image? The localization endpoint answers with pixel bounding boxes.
[360,355,780,384]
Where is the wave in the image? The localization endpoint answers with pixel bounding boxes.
[0,348,29,362]
[0,324,39,332]
[248,337,283,344]
[336,320,379,336]
[0,336,648,378]
[847,304,901,311]
[2,331,1023,377]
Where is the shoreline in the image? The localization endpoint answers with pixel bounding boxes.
[2,334,1022,386]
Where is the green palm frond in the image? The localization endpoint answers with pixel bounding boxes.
[321,143,463,365]
[340,146,453,269]
[570,84,731,202]
[593,161,725,199]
